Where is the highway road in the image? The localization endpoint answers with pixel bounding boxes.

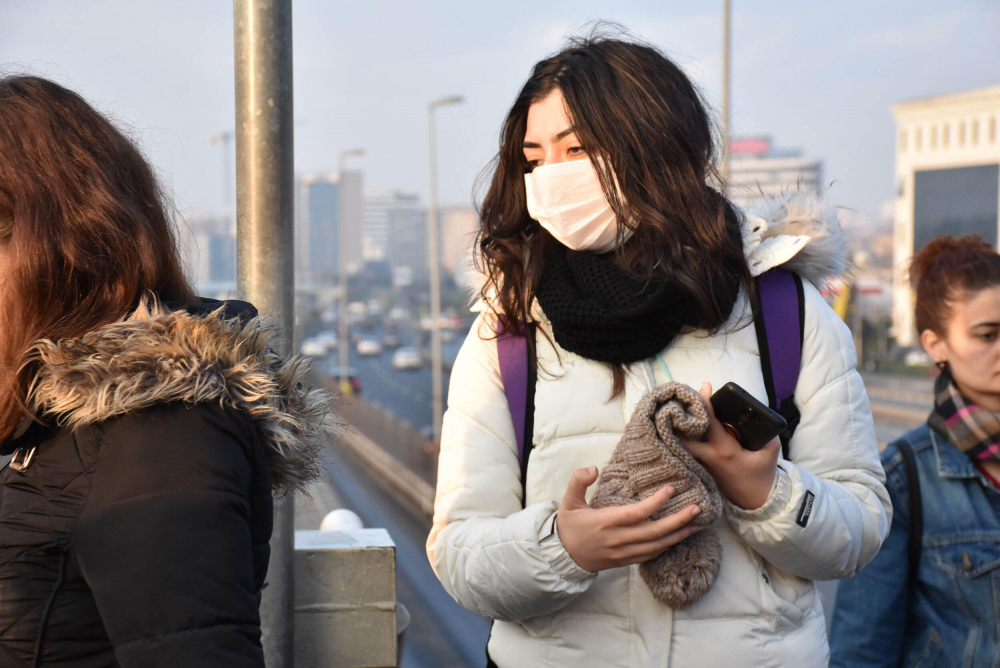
[315,324,463,434]
[323,440,492,668]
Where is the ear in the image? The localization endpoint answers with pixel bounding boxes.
[920,328,947,365]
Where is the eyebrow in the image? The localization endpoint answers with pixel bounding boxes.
[970,321,1000,329]
[522,126,577,149]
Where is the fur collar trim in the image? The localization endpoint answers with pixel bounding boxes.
[24,300,335,491]
[741,189,848,287]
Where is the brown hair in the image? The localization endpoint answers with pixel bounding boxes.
[0,75,194,441]
[475,34,750,396]
[910,235,1000,335]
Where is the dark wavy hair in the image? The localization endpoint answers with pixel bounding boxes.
[475,34,751,394]
[0,76,194,441]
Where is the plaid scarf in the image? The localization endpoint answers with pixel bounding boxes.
[928,367,1000,464]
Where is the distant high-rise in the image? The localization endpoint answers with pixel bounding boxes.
[363,189,419,263]
[295,170,364,287]
[387,202,427,286]
[178,215,235,289]
[440,206,480,278]
[726,136,824,209]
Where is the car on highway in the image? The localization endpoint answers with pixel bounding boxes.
[300,338,328,358]
[381,333,402,349]
[315,330,338,351]
[327,366,363,395]
[357,339,383,356]
[391,347,423,371]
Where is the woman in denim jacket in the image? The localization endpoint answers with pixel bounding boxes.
[829,235,1000,667]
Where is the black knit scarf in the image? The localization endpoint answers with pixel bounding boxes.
[535,244,739,364]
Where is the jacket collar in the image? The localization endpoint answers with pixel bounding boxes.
[931,427,985,480]
[19,297,333,490]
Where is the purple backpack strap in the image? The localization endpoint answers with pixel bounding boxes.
[754,268,806,458]
[496,321,536,505]
[497,325,528,463]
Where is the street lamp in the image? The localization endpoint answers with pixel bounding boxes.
[338,148,365,394]
[427,95,464,444]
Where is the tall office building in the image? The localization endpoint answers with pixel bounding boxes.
[726,136,824,209]
[440,206,479,275]
[295,170,364,287]
[177,215,236,289]
[891,85,1000,345]
[387,204,427,287]
[363,189,420,262]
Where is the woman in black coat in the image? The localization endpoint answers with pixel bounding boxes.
[0,77,332,667]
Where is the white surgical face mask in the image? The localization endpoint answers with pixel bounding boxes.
[523,158,631,253]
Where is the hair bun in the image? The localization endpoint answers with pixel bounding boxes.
[909,235,997,289]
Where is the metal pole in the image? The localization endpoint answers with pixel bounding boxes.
[233,1,294,666]
[427,95,463,444]
[338,148,364,394]
[721,0,732,186]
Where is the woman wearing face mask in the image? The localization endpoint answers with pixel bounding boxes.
[829,236,1000,667]
[427,35,889,667]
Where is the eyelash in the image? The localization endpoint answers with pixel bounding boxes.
[526,146,586,168]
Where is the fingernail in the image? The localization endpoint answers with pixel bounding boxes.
[664,486,674,496]
[697,432,709,443]
[691,506,701,516]
[590,466,598,475]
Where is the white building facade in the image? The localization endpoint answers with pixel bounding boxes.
[891,85,1000,345]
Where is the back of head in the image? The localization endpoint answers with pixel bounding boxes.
[0,75,193,440]
[911,235,1000,335]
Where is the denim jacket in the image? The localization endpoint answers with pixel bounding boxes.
[829,423,1000,667]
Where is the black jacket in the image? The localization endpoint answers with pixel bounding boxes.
[0,299,331,667]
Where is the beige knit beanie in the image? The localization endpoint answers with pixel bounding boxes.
[590,382,723,609]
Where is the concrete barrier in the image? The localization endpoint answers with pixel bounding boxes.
[294,529,398,668]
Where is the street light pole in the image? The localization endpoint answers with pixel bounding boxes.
[721,0,732,187]
[338,148,365,394]
[427,95,463,444]
[233,1,294,666]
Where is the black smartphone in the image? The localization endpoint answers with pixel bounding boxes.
[709,382,786,451]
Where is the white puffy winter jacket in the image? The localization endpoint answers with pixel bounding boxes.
[427,195,892,668]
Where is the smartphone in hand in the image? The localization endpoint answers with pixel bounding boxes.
[709,382,786,451]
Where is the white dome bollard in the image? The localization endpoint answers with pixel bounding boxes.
[320,509,364,532]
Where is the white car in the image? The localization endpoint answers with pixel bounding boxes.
[391,347,422,370]
[357,339,383,356]
[300,339,327,358]
[315,331,338,351]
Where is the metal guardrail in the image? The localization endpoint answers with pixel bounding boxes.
[326,381,439,482]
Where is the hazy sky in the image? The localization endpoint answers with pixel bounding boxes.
[1,0,998,229]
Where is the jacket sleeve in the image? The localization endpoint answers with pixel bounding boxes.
[72,404,266,667]
[723,279,892,580]
[828,445,911,668]
[426,314,596,622]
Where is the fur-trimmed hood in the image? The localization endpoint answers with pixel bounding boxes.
[23,299,335,491]
[740,189,848,287]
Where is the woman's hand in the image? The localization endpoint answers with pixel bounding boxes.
[556,466,702,573]
[681,382,780,511]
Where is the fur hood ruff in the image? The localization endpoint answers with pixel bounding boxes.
[23,300,335,491]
